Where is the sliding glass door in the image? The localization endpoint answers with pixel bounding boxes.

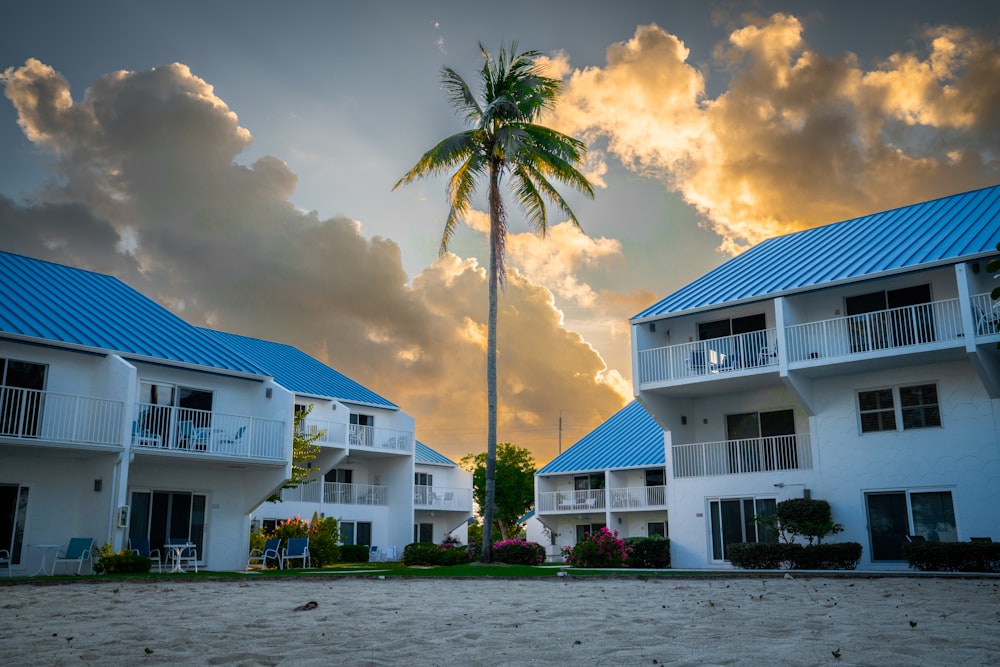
[129,490,206,560]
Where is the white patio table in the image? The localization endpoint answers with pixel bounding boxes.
[30,544,62,576]
[164,543,197,573]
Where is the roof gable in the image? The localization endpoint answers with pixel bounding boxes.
[0,251,268,375]
[415,441,457,466]
[634,184,1000,320]
[201,328,397,409]
[537,401,664,474]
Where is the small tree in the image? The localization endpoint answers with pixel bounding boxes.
[461,442,535,540]
[268,405,323,502]
[757,498,844,545]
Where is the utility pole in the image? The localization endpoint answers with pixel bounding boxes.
[558,410,563,454]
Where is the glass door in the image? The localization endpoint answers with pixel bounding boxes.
[129,491,206,562]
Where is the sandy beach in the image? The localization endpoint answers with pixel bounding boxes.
[1,574,998,666]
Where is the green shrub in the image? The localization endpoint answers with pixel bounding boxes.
[728,542,861,570]
[402,542,472,566]
[93,543,151,574]
[493,539,545,565]
[624,536,670,568]
[561,527,630,568]
[249,513,340,567]
[772,498,843,544]
[904,541,1000,572]
[339,544,371,563]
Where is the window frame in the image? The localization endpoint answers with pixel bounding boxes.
[708,496,777,562]
[857,383,941,434]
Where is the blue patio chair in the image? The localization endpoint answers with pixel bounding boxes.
[368,545,379,562]
[129,537,162,573]
[282,537,310,569]
[248,538,282,571]
[54,537,94,575]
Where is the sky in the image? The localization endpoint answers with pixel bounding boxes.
[2,1,999,464]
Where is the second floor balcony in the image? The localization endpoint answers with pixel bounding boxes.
[280,481,389,505]
[672,433,812,479]
[0,386,123,448]
[413,485,472,510]
[132,403,286,461]
[537,488,606,514]
[349,424,412,453]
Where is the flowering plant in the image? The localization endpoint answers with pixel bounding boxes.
[561,527,631,568]
[492,539,546,565]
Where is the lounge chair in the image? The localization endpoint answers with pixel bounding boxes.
[558,492,576,509]
[132,420,161,447]
[282,537,310,569]
[129,537,162,573]
[369,545,379,562]
[0,549,10,578]
[248,538,282,571]
[54,537,94,575]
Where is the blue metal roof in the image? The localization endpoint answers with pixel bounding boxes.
[415,441,457,466]
[537,401,664,474]
[633,184,1000,321]
[201,328,398,409]
[0,251,269,376]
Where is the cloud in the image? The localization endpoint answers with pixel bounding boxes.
[0,59,629,463]
[551,16,1000,254]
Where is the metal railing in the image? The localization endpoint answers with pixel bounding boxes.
[971,292,1000,336]
[537,488,606,513]
[279,481,389,505]
[413,485,472,509]
[0,386,123,446]
[608,485,667,509]
[637,328,778,385]
[785,298,963,363]
[672,434,812,478]
[298,418,347,447]
[132,403,286,460]
[349,424,412,452]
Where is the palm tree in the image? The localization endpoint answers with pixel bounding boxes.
[394,41,593,562]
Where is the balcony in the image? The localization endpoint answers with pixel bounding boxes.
[637,329,778,386]
[413,485,472,509]
[537,489,606,514]
[0,386,123,447]
[280,481,389,505]
[785,298,964,364]
[672,434,812,479]
[608,485,667,510]
[132,403,286,461]
[349,424,412,453]
[298,418,348,447]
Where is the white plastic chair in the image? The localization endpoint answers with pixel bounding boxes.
[0,549,11,578]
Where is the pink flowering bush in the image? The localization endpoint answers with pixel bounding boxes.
[492,539,546,565]
[561,527,631,568]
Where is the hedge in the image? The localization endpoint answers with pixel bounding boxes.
[339,544,371,563]
[402,542,472,566]
[493,539,546,565]
[728,542,862,570]
[904,541,1000,572]
[624,536,670,568]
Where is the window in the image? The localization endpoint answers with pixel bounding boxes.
[138,381,214,447]
[845,284,934,350]
[0,358,46,437]
[866,490,956,560]
[414,523,434,543]
[349,413,374,446]
[725,409,797,472]
[698,313,766,340]
[858,384,940,433]
[128,490,207,561]
[414,472,434,504]
[574,474,603,490]
[342,521,373,547]
[647,521,668,538]
[0,484,29,564]
[575,524,606,542]
[709,497,776,561]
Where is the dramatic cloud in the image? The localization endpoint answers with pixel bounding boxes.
[552,16,1000,254]
[0,59,629,462]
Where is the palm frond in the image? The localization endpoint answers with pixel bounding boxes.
[441,67,481,124]
[393,131,478,189]
[439,155,486,254]
[519,162,582,228]
[510,165,548,233]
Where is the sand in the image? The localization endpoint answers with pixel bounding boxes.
[1,574,998,666]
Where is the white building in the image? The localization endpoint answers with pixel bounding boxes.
[0,251,293,574]
[630,185,1000,569]
[413,441,473,546]
[533,401,668,561]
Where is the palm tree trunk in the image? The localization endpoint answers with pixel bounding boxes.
[480,165,502,563]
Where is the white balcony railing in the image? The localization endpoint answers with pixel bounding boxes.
[537,489,606,513]
[0,386,123,446]
[413,485,472,509]
[672,434,812,478]
[132,403,286,460]
[785,298,963,363]
[971,292,1000,336]
[637,329,778,385]
[298,418,348,447]
[279,481,389,505]
[349,424,412,452]
[608,485,667,509]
